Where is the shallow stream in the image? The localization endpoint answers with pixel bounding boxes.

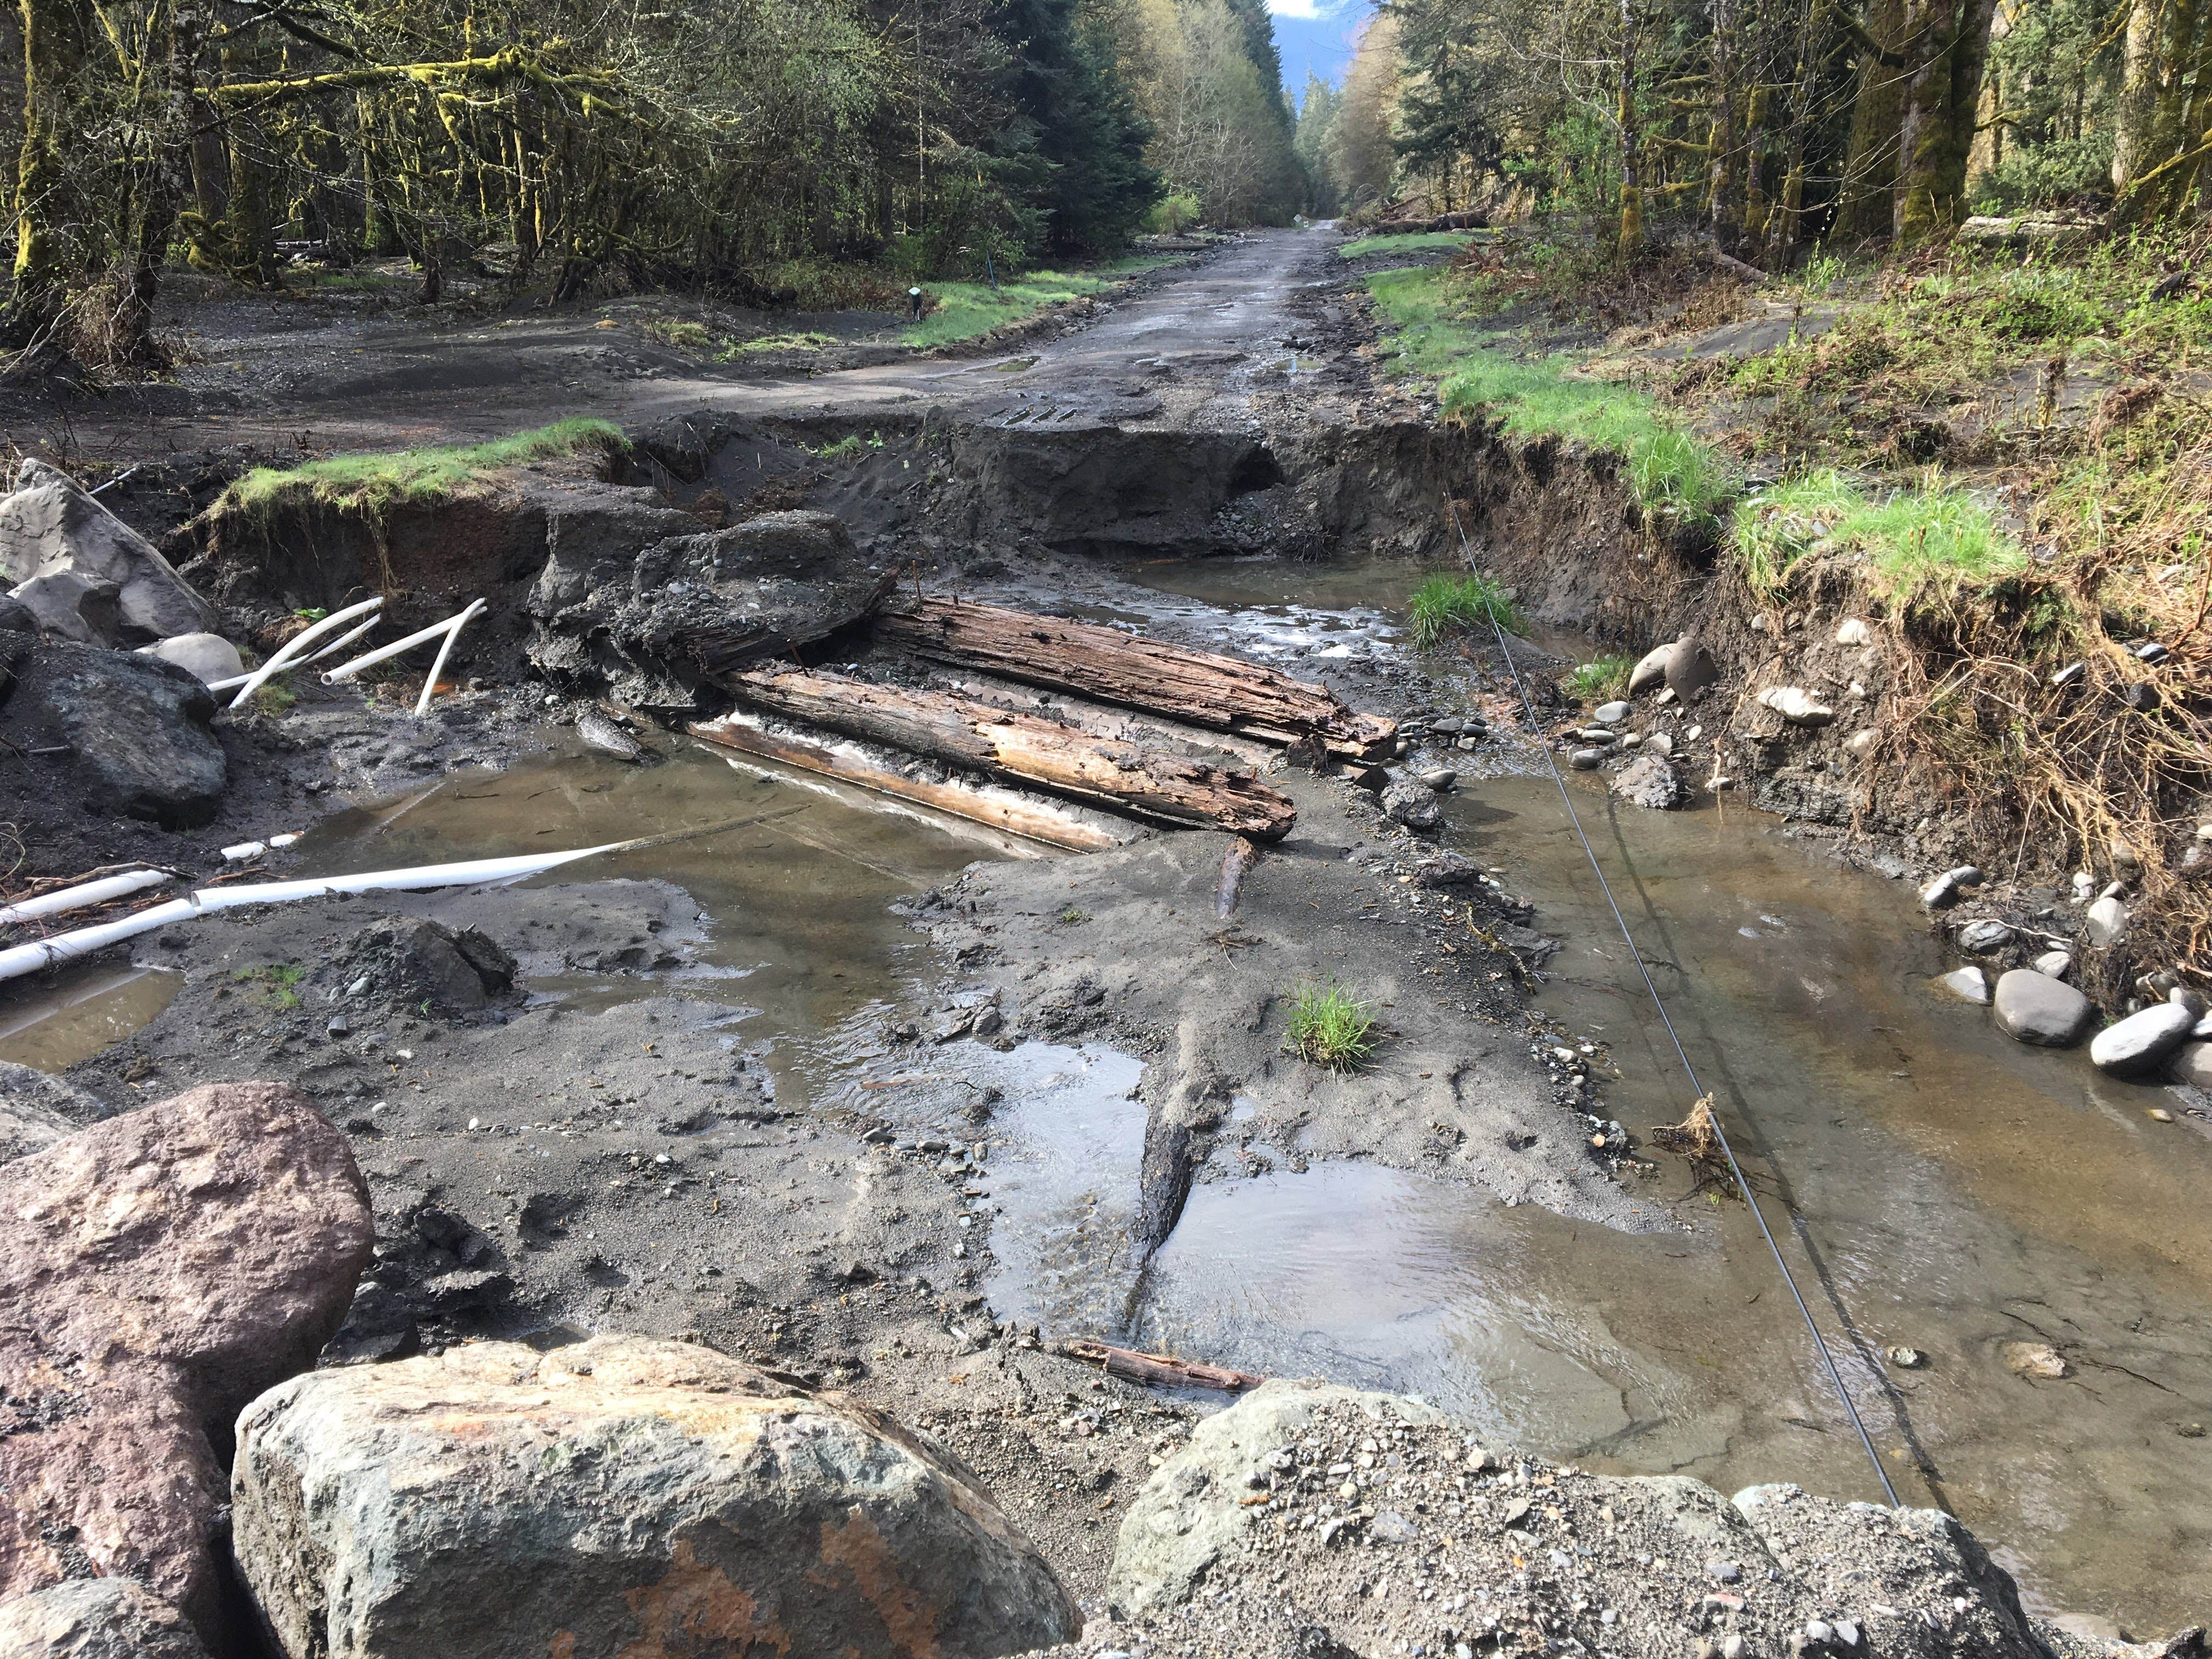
[2,560,2205,1630]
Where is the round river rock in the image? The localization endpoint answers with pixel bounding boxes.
[1991,969,2093,1048]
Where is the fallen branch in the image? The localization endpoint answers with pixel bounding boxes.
[728,666,1298,839]
[1060,1338,1263,1393]
[876,597,1396,761]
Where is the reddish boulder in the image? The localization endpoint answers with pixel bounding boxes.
[0,1082,373,1641]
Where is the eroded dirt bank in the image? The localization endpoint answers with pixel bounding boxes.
[2,228,2208,1655]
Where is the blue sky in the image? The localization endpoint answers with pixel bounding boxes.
[1267,0,1374,103]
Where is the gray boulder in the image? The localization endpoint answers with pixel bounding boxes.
[136,633,243,685]
[1631,637,1722,699]
[1609,752,1690,809]
[8,570,120,645]
[232,1333,1078,1659]
[0,639,225,827]
[2166,1040,2212,1089]
[1110,1380,1447,1617]
[2089,1003,2196,1077]
[0,1579,212,1659]
[0,460,216,641]
[531,506,893,712]
[0,1061,102,1162]
[0,1583,213,1659]
[1992,969,2093,1047]
[1938,967,1991,1005]
[1380,779,1440,832]
[1956,919,2015,953]
[2085,894,2130,947]
[0,593,34,633]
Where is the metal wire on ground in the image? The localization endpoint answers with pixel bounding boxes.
[1446,501,1903,1509]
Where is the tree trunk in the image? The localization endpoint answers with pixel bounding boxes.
[7,0,78,337]
[727,665,1301,839]
[1833,0,1908,241]
[2113,0,2162,193]
[1774,0,1825,259]
[1928,0,2001,219]
[872,597,1397,761]
[1708,0,1742,249]
[1618,0,1644,257]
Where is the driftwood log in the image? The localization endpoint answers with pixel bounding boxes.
[687,712,1127,852]
[1061,1339,1263,1393]
[875,598,1396,762]
[727,666,1299,839]
[1215,836,1261,917]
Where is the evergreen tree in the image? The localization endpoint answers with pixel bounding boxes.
[992,0,1164,252]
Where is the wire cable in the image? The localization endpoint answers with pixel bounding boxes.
[1446,500,1903,1508]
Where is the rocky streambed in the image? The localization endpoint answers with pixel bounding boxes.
[1,230,2208,1656]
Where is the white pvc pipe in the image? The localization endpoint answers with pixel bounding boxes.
[414,598,487,716]
[320,599,484,687]
[0,869,172,927]
[305,611,385,664]
[223,596,385,708]
[0,839,633,983]
[219,832,301,862]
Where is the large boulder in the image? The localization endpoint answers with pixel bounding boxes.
[1628,637,1721,699]
[1111,1380,1448,1618]
[1103,1383,2064,1659]
[136,633,244,685]
[0,1060,102,1162]
[0,460,216,642]
[2089,1002,2195,1077]
[7,570,120,645]
[0,1579,212,1659]
[231,1333,1079,1659]
[1610,751,1690,809]
[530,507,893,713]
[0,1083,373,1641]
[1992,968,2094,1047]
[0,637,226,826]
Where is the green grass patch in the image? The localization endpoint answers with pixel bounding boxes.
[899,259,1167,347]
[1370,267,1727,524]
[234,963,304,1008]
[1285,980,1378,1070]
[720,330,838,358]
[1733,470,2025,601]
[1408,571,1523,647]
[1340,230,1477,261]
[225,417,628,516]
[1566,654,1635,702]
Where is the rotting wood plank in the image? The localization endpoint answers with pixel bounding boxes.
[687,713,1127,853]
[874,597,1396,761]
[1060,1338,1263,1393]
[726,665,1298,840]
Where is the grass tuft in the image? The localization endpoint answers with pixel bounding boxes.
[1733,469,2024,602]
[1408,571,1523,648]
[1566,654,1635,702]
[1285,979,1378,1070]
[226,417,627,516]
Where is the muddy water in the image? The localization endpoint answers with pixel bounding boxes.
[0,962,183,1070]
[291,742,1016,1070]
[1127,773,2212,1626]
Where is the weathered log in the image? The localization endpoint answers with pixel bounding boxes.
[874,598,1396,762]
[727,667,1298,839]
[687,712,1126,853]
[1060,1339,1262,1393]
[1215,836,1260,918]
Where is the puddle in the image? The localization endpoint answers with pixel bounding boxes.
[0,962,183,1071]
[292,742,1018,1076]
